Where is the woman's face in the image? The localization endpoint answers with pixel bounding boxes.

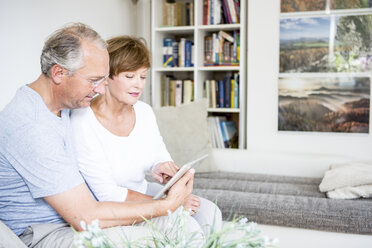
[108,67,148,105]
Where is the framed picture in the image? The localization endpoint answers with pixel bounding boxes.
[278,76,370,133]
[280,15,372,73]
[281,0,327,12]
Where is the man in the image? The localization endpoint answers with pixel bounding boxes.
[0,23,198,247]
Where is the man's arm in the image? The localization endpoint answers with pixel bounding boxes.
[44,170,194,231]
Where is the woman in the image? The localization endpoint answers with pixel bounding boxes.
[70,35,222,235]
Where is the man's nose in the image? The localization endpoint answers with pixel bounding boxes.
[93,81,105,95]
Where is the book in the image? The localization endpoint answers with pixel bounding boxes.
[224,76,231,108]
[183,80,193,104]
[221,121,238,148]
[172,41,179,67]
[218,80,224,108]
[163,38,173,67]
[210,79,217,108]
[175,80,183,106]
[204,36,213,64]
[204,80,211,107]
[234,73,239,108]
[161,74,170,106]
[169,80,177,106]
[185,40,192,67]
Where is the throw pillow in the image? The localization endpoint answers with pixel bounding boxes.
[153,99,215,172]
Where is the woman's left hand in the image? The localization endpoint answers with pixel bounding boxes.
[152,161,179,184]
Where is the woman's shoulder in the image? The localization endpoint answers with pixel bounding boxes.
[134,100,154,114]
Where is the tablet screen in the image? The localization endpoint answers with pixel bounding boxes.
[152,154,208,200]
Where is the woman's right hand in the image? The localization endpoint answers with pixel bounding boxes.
[183,195,200,215]
[164,168,194,212]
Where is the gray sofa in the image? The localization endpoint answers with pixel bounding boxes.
[193,171,372,235]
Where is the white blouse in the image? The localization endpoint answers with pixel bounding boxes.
[70,101,172,202]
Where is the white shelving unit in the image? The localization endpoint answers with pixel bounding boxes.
[151,0,247,149]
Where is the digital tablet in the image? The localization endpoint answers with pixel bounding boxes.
[152,154,208,200]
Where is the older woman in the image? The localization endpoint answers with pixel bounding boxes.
[70,35,222,235]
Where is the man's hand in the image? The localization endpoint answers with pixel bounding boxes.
[164,169,194,211]
[152,161,179,184]
[183,195,200,215]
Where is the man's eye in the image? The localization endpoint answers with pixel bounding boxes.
[89,78,101,83]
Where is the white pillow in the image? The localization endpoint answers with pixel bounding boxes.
[153,99,215,172]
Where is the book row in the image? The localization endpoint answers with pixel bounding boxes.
[203,0,240,25]
[204,30,240,66]
[163,38,194,68]
[161,75,194,107]
[208,116,238,149]
[162,0,194,27]
[204,73,239,109]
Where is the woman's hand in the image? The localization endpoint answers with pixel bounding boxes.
[183,194,200,215]
[164,169,195,212]
[152,161,179,184]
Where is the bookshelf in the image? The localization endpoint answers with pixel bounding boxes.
[151,0,246,149]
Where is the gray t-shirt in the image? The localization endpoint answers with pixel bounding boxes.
[0,85,83,235]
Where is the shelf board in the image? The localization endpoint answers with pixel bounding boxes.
[197,24,241,31]
[208,108,240,113]
[154,67,194,72]
[155,26,194,34]
[198,66,240,71]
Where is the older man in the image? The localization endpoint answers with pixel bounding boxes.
[0,23,198,248]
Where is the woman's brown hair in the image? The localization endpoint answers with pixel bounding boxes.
[106,35,151,78]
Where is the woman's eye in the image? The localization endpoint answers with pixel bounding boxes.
[141,76,147,79]
[125,75,134,79]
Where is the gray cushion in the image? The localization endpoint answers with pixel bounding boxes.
[153,99,215,172]
[193,172,372,234]
[0,220,27,248]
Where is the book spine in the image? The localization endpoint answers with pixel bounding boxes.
[218,80,224,108]
[204,36,213,65]
[205,80,211,107]
[227,0,237,23]
[163,38,173,67]
[230,78,234,108]
[203,0,208,25]
[175,80,183,106]
[190,2,194,26]
[219,121,228,148]
[224,77,231,108]
[234,73,239,108]
[180,38,186,67]
[211,80,216,108]
[185,40,192,67]
[169,80,176,106]
[172,41,179,67]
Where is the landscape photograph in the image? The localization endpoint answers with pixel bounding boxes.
[281,0,371,12]
[278,76,370,133]
[330,0,372,9]
[281,0,326,12]
[280,14,372,73]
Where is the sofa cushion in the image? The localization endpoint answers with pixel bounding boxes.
[193,172,372,234]
[153,99,215,172]
[0,220,27,248]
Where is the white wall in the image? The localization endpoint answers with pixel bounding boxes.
[0,0,136,110]
[237,0,372,176]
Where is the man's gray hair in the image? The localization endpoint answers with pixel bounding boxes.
[40,22,107,77]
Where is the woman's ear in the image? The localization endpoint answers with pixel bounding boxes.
[50,64,65,85]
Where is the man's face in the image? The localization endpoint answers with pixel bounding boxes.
[62,41,109,109]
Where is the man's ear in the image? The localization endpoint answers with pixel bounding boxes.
[50,64,65,85]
